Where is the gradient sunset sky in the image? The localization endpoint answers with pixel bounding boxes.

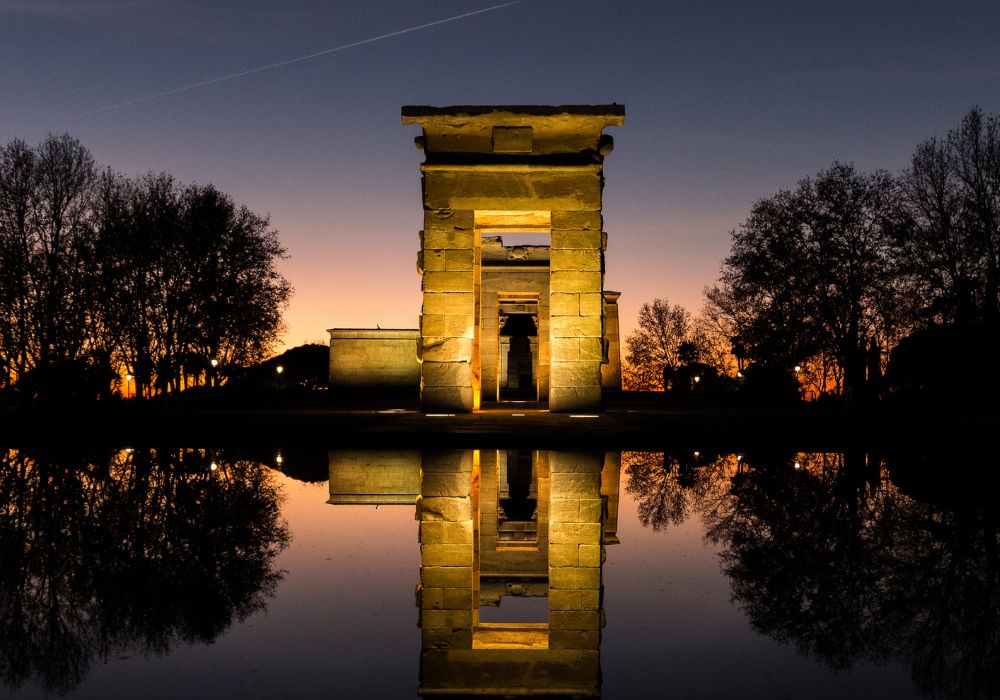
[3,0,999,349]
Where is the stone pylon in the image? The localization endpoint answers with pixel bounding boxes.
[403,106,624,412]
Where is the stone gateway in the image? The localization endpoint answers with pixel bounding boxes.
[329,105,624,413]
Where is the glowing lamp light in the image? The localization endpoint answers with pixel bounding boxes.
[210,358,218,368]
[693,451,700,457]
[794,461,802,470]
[275,453,283,465]
[693,375,701,384]
[276,365,284,375]
[125,373,133,381]
[210,462,218,471]
[737,371,743,378]
[794,365,802,373]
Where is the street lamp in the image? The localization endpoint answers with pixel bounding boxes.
[276,365,284,375]
[125,373,133,399]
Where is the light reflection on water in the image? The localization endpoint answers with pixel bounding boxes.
[1,447,998,698]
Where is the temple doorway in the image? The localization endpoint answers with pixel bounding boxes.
[498,306,538,401]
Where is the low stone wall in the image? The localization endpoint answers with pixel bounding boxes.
[328,328,420,392]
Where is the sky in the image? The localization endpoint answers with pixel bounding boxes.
[3,0,999,350]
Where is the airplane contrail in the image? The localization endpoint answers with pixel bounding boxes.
[87,2,519,115]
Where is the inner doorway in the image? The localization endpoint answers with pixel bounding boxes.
[498,301,538,401]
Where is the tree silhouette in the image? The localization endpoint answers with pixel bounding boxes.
[625,449,1000,698]
[708,163,904,403]
[0,448,289,694]
[0,134,292,400]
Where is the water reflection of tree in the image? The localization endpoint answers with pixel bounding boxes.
[625,450,1000,698]
[623,451,738,531]
[0,448,290,695]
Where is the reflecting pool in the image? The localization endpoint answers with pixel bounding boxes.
[1,447,998,698]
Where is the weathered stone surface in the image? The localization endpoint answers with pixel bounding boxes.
[329,329,420,390]
[420,474,473,501]
[578,499,603,522]
[551,471,601,495]
[445,249,475,270]
[421,227,475,249]
[549,316,602,338]
[581,588,601,611]
[548,543,580,567]
[601,291,622,391]
[420,629,473,651]
[549,452,604,473]
[548,386,602,412]
[423,169,603,212]
[548,499,581,522]
[422,270,475,293]
[421,337,474,362]
[578,544,602,567]
[550,610,601,631]
[550,229,605,250]
[420,314,475,339]
[422,291,474,316]
[421,565,473,588]
[548,292,579,316]
[549,589,582,611]
[421,543,474,567]
[549,270,602,293]
[421,385,473,412]
[549,361,602,388]
[420,495,472,521]
[422,450,473,473]
[421,361,471,388]
[422,609,473,632]
[551,211,602,231]
[327,449,421,504]
[548,629,601,651]
[442,587,474,610]
[579,293,603,316]
[550,249,601,271]
[550,522,603,544]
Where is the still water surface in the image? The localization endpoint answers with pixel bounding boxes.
[2,447,997,698]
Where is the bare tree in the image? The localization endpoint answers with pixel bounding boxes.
[708,162,904,401]
[623,298,692,390]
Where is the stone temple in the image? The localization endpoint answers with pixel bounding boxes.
[329,105,624,412]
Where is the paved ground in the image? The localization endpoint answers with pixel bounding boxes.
[3,395,996,450]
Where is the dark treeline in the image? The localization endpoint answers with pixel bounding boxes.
[0,448,289,694]
[705,107,1000,407]
[624,449,1000,698]
[626,107,1000,409]
[0,134,292,401]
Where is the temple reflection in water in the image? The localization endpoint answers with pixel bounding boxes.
[328,449,622,697]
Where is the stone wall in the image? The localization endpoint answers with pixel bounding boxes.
[327,449,420,505]
[404,105,624,413]
[328,328,419,392]
[601,291,622,391]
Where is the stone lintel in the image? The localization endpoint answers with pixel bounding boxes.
[404,105,623,159]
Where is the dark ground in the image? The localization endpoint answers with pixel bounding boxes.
[1,392,996,451]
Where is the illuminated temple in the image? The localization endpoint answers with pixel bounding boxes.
[328,449,620,697]
[329,105,625,412]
